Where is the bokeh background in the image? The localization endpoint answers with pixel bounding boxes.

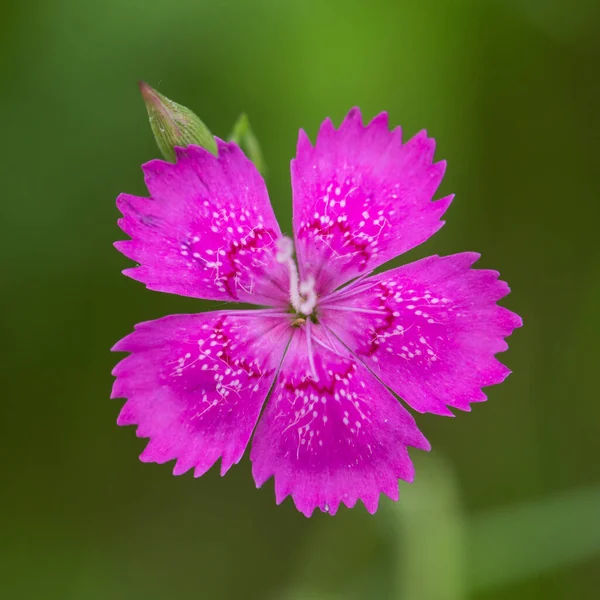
[2,0,599,598]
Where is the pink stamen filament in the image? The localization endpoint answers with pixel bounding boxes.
[311,331,343,356]
[305,318,319,381]
[320,285,378,306]
[233,311,291,317]
[319,305,388,315]
[319,271,375,304]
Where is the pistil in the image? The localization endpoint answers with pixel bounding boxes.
[276,237,317,316]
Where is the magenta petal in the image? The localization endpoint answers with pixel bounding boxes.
[115,140,289,305]
[321,253,523,416]
[291,108,452,294]
[250,326,429,517]
[111,311,291,476]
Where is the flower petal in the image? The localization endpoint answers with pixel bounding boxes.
[111,310,291,476]
[250,325,429,517]
[116,140,288,305]
[291,108,452,294]
[320,253,522,416]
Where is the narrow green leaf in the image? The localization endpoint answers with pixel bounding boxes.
[229,113,267,175]
[468,483,600,593]
[139,81,217,162]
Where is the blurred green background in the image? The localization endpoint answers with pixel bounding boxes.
[2,0,599,598]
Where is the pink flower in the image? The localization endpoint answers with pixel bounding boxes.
[112,108,521,516]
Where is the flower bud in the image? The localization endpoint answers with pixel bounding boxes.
[139,81,217,161]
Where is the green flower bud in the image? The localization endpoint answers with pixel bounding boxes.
[139,81,217,162]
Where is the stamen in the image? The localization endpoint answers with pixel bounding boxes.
[305,319,319,381]
[319,271,375,304]
[320,282,379,305]
[323,324,344,356]
[234,311,291,318]
[320,305,388,315]
[311,331,343,356]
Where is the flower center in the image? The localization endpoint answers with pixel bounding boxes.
[276,237,317,316]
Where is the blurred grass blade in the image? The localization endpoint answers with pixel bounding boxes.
[468,484,600,594]
[278,510,389,600]
[139,81,217,161]
[229,113,266,175]
[382,456,467,600]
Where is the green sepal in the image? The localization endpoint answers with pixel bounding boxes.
[229,113,267,176]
